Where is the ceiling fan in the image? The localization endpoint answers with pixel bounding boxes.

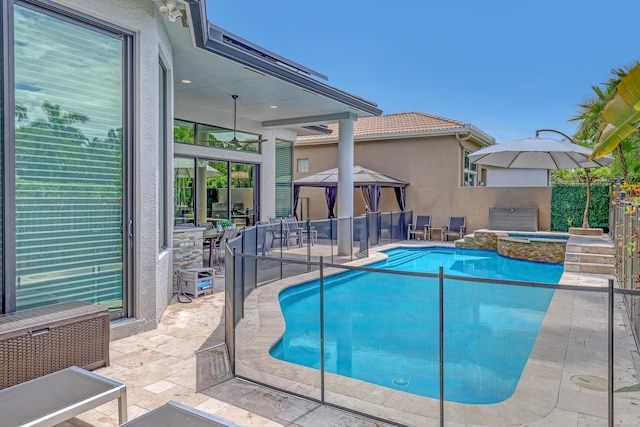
[228,95,267,148]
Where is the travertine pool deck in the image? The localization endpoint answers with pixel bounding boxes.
[56,239,639,427]
[235,240,640,426]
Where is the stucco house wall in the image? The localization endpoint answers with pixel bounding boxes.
[295,118,552,233]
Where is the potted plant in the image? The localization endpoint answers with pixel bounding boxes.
[216,219,235,232]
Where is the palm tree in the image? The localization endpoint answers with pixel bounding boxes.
[570,64,638,182]
[15,103,28,123]
[28,100,90,146]
[590,63,640,170]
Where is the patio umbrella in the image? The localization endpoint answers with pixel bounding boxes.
[467,137,613,169]
[469,136,614,229]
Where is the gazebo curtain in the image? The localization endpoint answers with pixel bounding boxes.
[361,185,382,212]
[293,185,301,219]
[325,186,337,218]
[394,187,406,211]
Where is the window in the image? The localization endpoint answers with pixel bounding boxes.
[203,161,228,223]
[230,163,256,226]
[174,119,259,153]
[173,117,264,225]
[174,157,195,225]
[9,3,132,315]
[173,119,194,144]
[275,141,293,217]
[297,158,309,173]
[463,150,477,187]
[158,61,168,249]
[174,157,258,227]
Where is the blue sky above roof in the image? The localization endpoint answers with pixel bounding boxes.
[205,0,640,144]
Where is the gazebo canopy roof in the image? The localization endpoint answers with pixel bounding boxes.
[294,165,408,188]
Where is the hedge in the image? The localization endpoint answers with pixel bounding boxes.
[551,184,610,231]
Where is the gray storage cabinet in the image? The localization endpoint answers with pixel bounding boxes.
[179,268,214,298]
[489,207,539,231]
[0,300,110,389]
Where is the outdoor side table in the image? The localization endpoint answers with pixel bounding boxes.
[121,400,241,427]
[0,366,127,426]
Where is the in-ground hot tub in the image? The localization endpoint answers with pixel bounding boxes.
[457,230,570,264]
[498,232,569,264]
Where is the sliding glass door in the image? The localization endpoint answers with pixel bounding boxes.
[6,2,132,316]
[230,163,256,226]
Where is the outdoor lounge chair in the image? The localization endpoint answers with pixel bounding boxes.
[269,217,301,249]
[407,215,432,240]
[284,217,304,248]
[441,216,466,241]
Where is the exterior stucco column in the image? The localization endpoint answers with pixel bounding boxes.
[260,130,277,222]
[337,114,357,255]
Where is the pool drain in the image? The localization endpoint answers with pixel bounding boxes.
[393,377,409,387]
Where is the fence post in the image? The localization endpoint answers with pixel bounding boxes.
[330,218,334,264]
[279,219,284,280]
[306,219,312,270]
[350,216,353,262]
[319,256,325,404]
[231,247,237,375]
[608,277,614,427]
[439,266,444,427]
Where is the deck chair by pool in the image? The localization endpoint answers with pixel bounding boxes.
[268,217,301,249]
[441,216,466,241]
[284,217,303,248]
[407,215,431,240]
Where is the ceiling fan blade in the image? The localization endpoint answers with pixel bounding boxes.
[243,138,268,144]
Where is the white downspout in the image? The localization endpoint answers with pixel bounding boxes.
[456,132,472,186]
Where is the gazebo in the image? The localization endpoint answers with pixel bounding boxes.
[293,165,409,218]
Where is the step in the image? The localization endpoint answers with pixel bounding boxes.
[564,252,616,265]
[565,244,616,256]
[564,261,616,276]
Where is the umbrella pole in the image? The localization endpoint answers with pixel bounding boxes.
[582,167,591,229]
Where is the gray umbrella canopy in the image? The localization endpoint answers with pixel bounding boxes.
[294,165,408,187]
[468,137,614,169]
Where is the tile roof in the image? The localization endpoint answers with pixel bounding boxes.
[297,112,466,142]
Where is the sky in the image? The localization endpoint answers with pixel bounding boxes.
[205,0,640,144]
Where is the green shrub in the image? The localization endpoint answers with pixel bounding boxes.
[551,184,610,231]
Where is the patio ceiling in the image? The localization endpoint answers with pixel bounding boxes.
[164,1,381,135]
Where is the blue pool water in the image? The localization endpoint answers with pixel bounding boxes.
[270,247,564,404]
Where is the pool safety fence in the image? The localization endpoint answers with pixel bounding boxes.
[221,240,640,427]
[610,198,640,343]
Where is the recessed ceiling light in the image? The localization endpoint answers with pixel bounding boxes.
[181,79,191,84]
[270,105,278,109]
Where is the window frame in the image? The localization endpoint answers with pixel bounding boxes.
[158,60,168,250]
[297,157,309,173]
[3,0,135,317]
[463,149,478,187]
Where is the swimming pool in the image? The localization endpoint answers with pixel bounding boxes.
[270,247,564,404]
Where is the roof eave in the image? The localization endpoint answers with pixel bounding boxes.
[296,125,496,145]
[183,0,382,117]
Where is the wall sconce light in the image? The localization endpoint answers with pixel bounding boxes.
[159,1,183,22]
